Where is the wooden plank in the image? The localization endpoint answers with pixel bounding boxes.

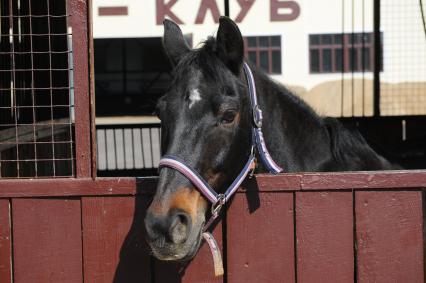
[154,221,223,283]
[244,174,302,191]
[296,192,353,283]
[68,0,92,177]
[1,171,426,197]
[227,192,295,283]
[301,171,426,190]
[88,0,98,178]
[0,177,157,197]
[12,198,83,283]
[82,196,151,283]
[0,199,12,283]
[356,191,424,283]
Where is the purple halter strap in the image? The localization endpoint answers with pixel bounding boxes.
[158,62,282,231]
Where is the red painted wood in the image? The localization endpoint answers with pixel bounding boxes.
[0,199,12,283]
[155,222,223,283]
[301,171,426,190]
[68,0,92,177]
[296,192,354,283]
[12,198,83,283]
[356,191,424,283]
[1,171,426,197]
[0,177,157,197]
[88,0,98,178]
[244,174,302,191]
[227,192,295,283]
[82,196,151,283]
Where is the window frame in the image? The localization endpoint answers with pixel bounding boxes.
[243,36,282,75]
[309,32,380,74]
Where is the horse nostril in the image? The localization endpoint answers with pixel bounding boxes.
[145,211,192,246]
[168,211,191,244]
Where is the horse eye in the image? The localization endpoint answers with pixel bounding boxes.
[221,110,237,124]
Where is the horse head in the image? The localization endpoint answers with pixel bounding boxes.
[144,17,252,261]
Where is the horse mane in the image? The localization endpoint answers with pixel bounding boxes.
[172,37,224,82]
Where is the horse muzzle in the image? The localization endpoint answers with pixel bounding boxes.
[145,209,203,261]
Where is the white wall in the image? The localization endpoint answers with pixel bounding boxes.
[92,0,426,95]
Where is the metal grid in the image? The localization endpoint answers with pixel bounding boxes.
[0,0,74,178]
[380,0,426,115]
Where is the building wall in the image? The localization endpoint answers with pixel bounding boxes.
[92,0,426,116]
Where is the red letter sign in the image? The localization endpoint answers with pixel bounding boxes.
[235,0,255,23]
[270,0,300,21]
[156,0,184,25]
[195,0,220,24]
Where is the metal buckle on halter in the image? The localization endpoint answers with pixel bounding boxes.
[211,194,226,216]
[252,105,263,128]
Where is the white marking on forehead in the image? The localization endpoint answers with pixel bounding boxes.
[189,88,202,108]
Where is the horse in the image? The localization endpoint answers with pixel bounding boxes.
[144,17,398,262]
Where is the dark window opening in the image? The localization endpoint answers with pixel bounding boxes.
[94,37,173,116]
[309,32,382,73]
[243,36,282,74]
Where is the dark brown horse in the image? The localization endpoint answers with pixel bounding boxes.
[144,17,397,262]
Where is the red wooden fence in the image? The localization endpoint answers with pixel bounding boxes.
[1,171,425,283]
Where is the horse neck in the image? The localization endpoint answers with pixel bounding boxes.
[249,68,332,172]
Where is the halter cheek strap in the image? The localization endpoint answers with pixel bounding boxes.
[157,62,283,276]
[244,62,283,174]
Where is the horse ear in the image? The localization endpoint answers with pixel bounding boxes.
[216,16,244,75]
[163,19,190,66]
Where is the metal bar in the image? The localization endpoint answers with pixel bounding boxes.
[0,51,72,54]
[28,0,37,177]
[113,129,118,170]
[0,68,73,71]
[351,0,355,116]
[95,123,161,130]
[0,87,73,90]
[10,0,20,177]
[224,0,229,17]
[103,129,107,170]
[140,128,145,168]
[0,14,70,18]
[131,128,135,169]
[121,128,126,169]
[373,0,381,116]
[341,0,345,116]
[0,32,71,35]
[362,0,365,116]
[1,158,73,162]
[149,128,154,168]
[46,0,56,176]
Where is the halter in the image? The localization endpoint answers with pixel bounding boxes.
[158,62,283,276]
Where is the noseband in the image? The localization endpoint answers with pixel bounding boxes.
[158,63,282,276]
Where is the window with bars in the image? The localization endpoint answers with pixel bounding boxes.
[309,32,381,74]
[0,0,74,178]
[244,36,282,74]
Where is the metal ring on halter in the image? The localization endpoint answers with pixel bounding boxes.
[252,105,263,128]
[211,194,225,216]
